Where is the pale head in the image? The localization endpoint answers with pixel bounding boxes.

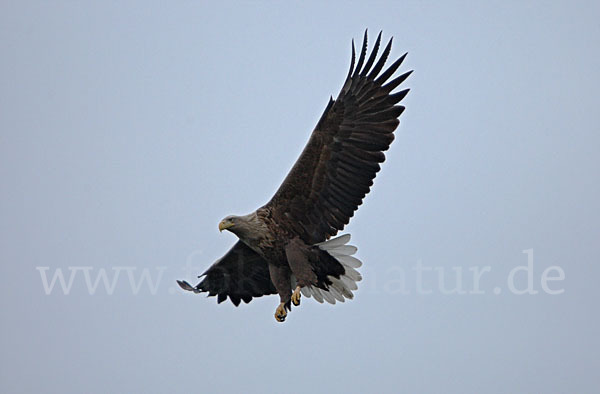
[217,212,268,245]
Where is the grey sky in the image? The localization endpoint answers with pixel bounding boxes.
[1,1,599,393]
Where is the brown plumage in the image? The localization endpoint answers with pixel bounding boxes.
[178,30,412,322]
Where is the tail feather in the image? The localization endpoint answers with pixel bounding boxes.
[316,234,351,250]
[311,287,325,303]
[303,234,362,305]
[337,255,362,268]
[329,245,358,256]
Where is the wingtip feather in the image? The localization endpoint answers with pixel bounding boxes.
[177,280,198,293]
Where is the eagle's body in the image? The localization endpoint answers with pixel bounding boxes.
[178,30,412,322]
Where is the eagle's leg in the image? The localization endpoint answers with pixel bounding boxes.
[291,286,302,306]
[285,238,319,308]
[268,263,292,322]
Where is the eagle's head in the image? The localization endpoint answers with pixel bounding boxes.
[218,212,269,244]
[218,215,239,233]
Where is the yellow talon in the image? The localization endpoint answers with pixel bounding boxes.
[291,286,301,306]
[274,303,287,322]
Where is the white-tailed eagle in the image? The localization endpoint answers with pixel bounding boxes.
[178,30,412,322]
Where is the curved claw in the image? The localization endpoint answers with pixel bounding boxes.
[274,303,287,322]
[291,286,301,306]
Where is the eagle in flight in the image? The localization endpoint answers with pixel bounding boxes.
[178,30,412,322]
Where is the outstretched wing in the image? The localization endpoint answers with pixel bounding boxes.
[177,241,276,306]
[265,30,412,244]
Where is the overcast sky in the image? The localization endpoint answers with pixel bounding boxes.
[1,1,599,393]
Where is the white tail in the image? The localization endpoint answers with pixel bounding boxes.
[301,234,363,304]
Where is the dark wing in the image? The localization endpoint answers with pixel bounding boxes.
[265,30,412,244]
[177,241,276,306]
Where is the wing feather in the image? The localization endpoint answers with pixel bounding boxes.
[266,30,411,244]
[177,241,276,306]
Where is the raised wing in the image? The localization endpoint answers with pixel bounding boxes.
[265,30,412,244]
[177,241,276,306]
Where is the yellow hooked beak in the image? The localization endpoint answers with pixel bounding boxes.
[218,220,234,232]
